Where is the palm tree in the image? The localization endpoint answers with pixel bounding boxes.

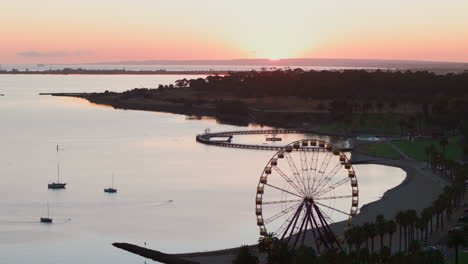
[270,240,295,264]
[432,200,441,231]
[362,223,372,250]
[354,226,366,251]
[375,214,387,253]
[386,220,397,253]
[295,246,316,264]
[395,211,405,253]
[367,223,377,253]
[405,209,417,243]
[415,218,425,241]
[407,116,417,140]
[439,136,449,155]
[421,207,432,241]
[344,227,354,253]
[232,245,259,264]
[258,233,277,264]
[398,119,407,137]
[447,231,467,264]
[424,145,436,168]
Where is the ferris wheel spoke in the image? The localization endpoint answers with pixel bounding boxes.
[299,150,310,191]
[305,151,316,196]
[264,202,302,224]
[315,152,334,189]
[284,152,309,195]
[313,176,350,197]
[314,195,353,201]
[315,205,334,225]
[274,205,302,237]
[317,206,333,223]
[263,199,303,205]
[264,183,303,199]
[307,149,319,194]
[314,201,351,216]
[273,166,305,196]
[311,161,343,196]
[311,151,332,194]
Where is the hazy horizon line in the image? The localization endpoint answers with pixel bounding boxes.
[4,57,468,68]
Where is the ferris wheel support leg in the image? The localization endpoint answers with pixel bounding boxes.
[313,203,342,250]
[305,206,321,251]
[292,204,309,248]
[280,202,304,241]
[299,204,313,248]
[310,205,329,250]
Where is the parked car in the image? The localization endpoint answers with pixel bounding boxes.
[449,226,464,233]
[423,245,440,252]
[459,214,468,223]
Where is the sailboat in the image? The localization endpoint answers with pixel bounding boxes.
[104,174,117,193]
[48,145,66,189]
[40,202,53,223]
[48,163,66,189]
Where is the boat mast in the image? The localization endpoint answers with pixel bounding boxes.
[56,144,62,183]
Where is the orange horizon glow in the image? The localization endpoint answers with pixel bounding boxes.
[2,0,468,64]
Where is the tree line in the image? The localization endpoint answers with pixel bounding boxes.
[176,69,468,101]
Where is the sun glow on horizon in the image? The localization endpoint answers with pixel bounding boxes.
[2,0,468,64]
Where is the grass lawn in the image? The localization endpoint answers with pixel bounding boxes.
[364,143,402,159]
[449,251,468,264]
[392,136,463,161]
[318,113,428,134]
[460,251,468,263]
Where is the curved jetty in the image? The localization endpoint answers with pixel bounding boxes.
[196,129,353,151]
[112,243,199,264]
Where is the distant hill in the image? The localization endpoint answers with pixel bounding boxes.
[95,58,468,71]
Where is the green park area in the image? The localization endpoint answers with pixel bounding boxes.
[449,251,468,264]
[318,114,406,134]
[364,142,402,159]
[364,136,464,161]
[392,136,463,161]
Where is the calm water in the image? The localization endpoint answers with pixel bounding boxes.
[0,75,404,263]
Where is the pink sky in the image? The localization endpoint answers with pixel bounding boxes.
[2,0,468,64]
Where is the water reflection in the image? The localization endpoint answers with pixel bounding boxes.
[0,75,405,264]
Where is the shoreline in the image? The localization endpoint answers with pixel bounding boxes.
[44,93,397,134]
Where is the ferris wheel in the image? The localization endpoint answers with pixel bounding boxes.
[255,139,358,251]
